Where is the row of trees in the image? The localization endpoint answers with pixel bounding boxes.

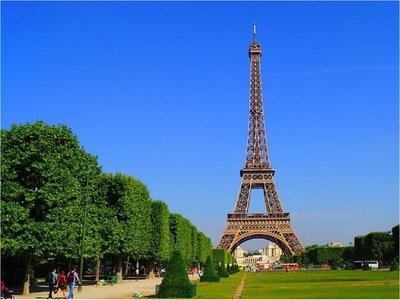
[1,121,213,295]
[281,225,399,268]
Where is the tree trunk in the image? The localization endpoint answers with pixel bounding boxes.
[116,255,123,282]
[124,256,130,278]
[147,260,155,279]
[22,254,32,296]
[95,259,101,284]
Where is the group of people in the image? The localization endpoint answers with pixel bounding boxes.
[47,267,80,299]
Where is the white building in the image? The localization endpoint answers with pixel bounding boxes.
[234,242,283,267]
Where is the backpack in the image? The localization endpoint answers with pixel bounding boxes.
[47,272,54,285]
[67,272,75,284]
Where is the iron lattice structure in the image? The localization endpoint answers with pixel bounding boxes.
[217,30,304,256]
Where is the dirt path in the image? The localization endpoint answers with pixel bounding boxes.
[15,275,200,299]
[232,273,247,299]
[15,278,162,299]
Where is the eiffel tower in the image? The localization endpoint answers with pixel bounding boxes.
[217,26,304,256]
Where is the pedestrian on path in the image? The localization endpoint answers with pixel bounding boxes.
[66,267,80,299]
[47,268,58,299]
[56,270,68,299]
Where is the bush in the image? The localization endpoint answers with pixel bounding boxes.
[233,264,240,273]
[200,255,220,282]
[390,260,399,271]
[344,261,355,270]
[226,263,231,274]
[157,250,194,298]
[217,262,230,278]
[362,262,371,271]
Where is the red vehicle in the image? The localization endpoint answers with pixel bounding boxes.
[280,263,299,270]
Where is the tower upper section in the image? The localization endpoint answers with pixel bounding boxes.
[244,26,270,170]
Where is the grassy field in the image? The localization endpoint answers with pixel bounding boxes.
[195,272,244,298]
[195,270,399,299]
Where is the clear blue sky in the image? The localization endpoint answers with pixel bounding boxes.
[3,1,399,250]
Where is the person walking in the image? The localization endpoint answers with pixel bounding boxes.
[66,267,80,299]
[56,270,67,299]
[47,268,58,299]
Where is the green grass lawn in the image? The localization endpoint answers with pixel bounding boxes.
[195,270,399,299]
[241,270,399,299]
[195,272,244,298]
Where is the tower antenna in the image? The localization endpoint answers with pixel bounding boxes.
[253,23,256,41]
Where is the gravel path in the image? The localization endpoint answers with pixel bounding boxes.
[16,278,162,299]
[15,274,201,299]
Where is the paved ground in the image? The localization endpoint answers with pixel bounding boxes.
[14,275,200,299]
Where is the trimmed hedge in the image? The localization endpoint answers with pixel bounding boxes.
[217,261,229,278]
[158,250,193,298]
[200,255,220,282]
[212,248,233,266]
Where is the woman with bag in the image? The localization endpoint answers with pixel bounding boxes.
[56,271,67,299]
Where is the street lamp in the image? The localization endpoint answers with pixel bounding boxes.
[78,169,89,292]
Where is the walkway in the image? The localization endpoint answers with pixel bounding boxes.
[232,273,247,299]
[15,275,200,299]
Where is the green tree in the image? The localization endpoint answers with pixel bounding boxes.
[157,250,193,298]
[190,225,198,265]
[148,200,171,277]
[364,232,393,265]
[341,246,355,264]
[212,248,232,267]
[1,121,101,295]
[390,260,399,271]
[169,214,192,265]
[196,232,212,265]
[306,246,343,265]
[354,235,366,261]
[98,173,152,281]
[217,261,230,278]
[200,255,220,282]
[392,225,399,262]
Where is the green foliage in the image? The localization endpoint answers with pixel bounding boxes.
[212,248,233,267]
[390,260,399,271]
[196,232,212,264]
[98,173,152,259]
[1,121,215,292]
[301,251,309,265]
[217,261,230,278]
[362,262,371,270]
[354,230,397,266]
[149,201,171,263]
[1,121,101,261]
[168,214,212,266]
[365,232,393,265]
[157,250,193,298]
[212,249,225,266]
[341,246,354,262]
[169,214,193,265]
[307,246,344,265]
[243,250,261,257]
[190,225,198,265]
[232,264,240,273]
[344,261,355,270]
[354,235,366,260]
[200,255,220,282]
[392,225,399,260]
